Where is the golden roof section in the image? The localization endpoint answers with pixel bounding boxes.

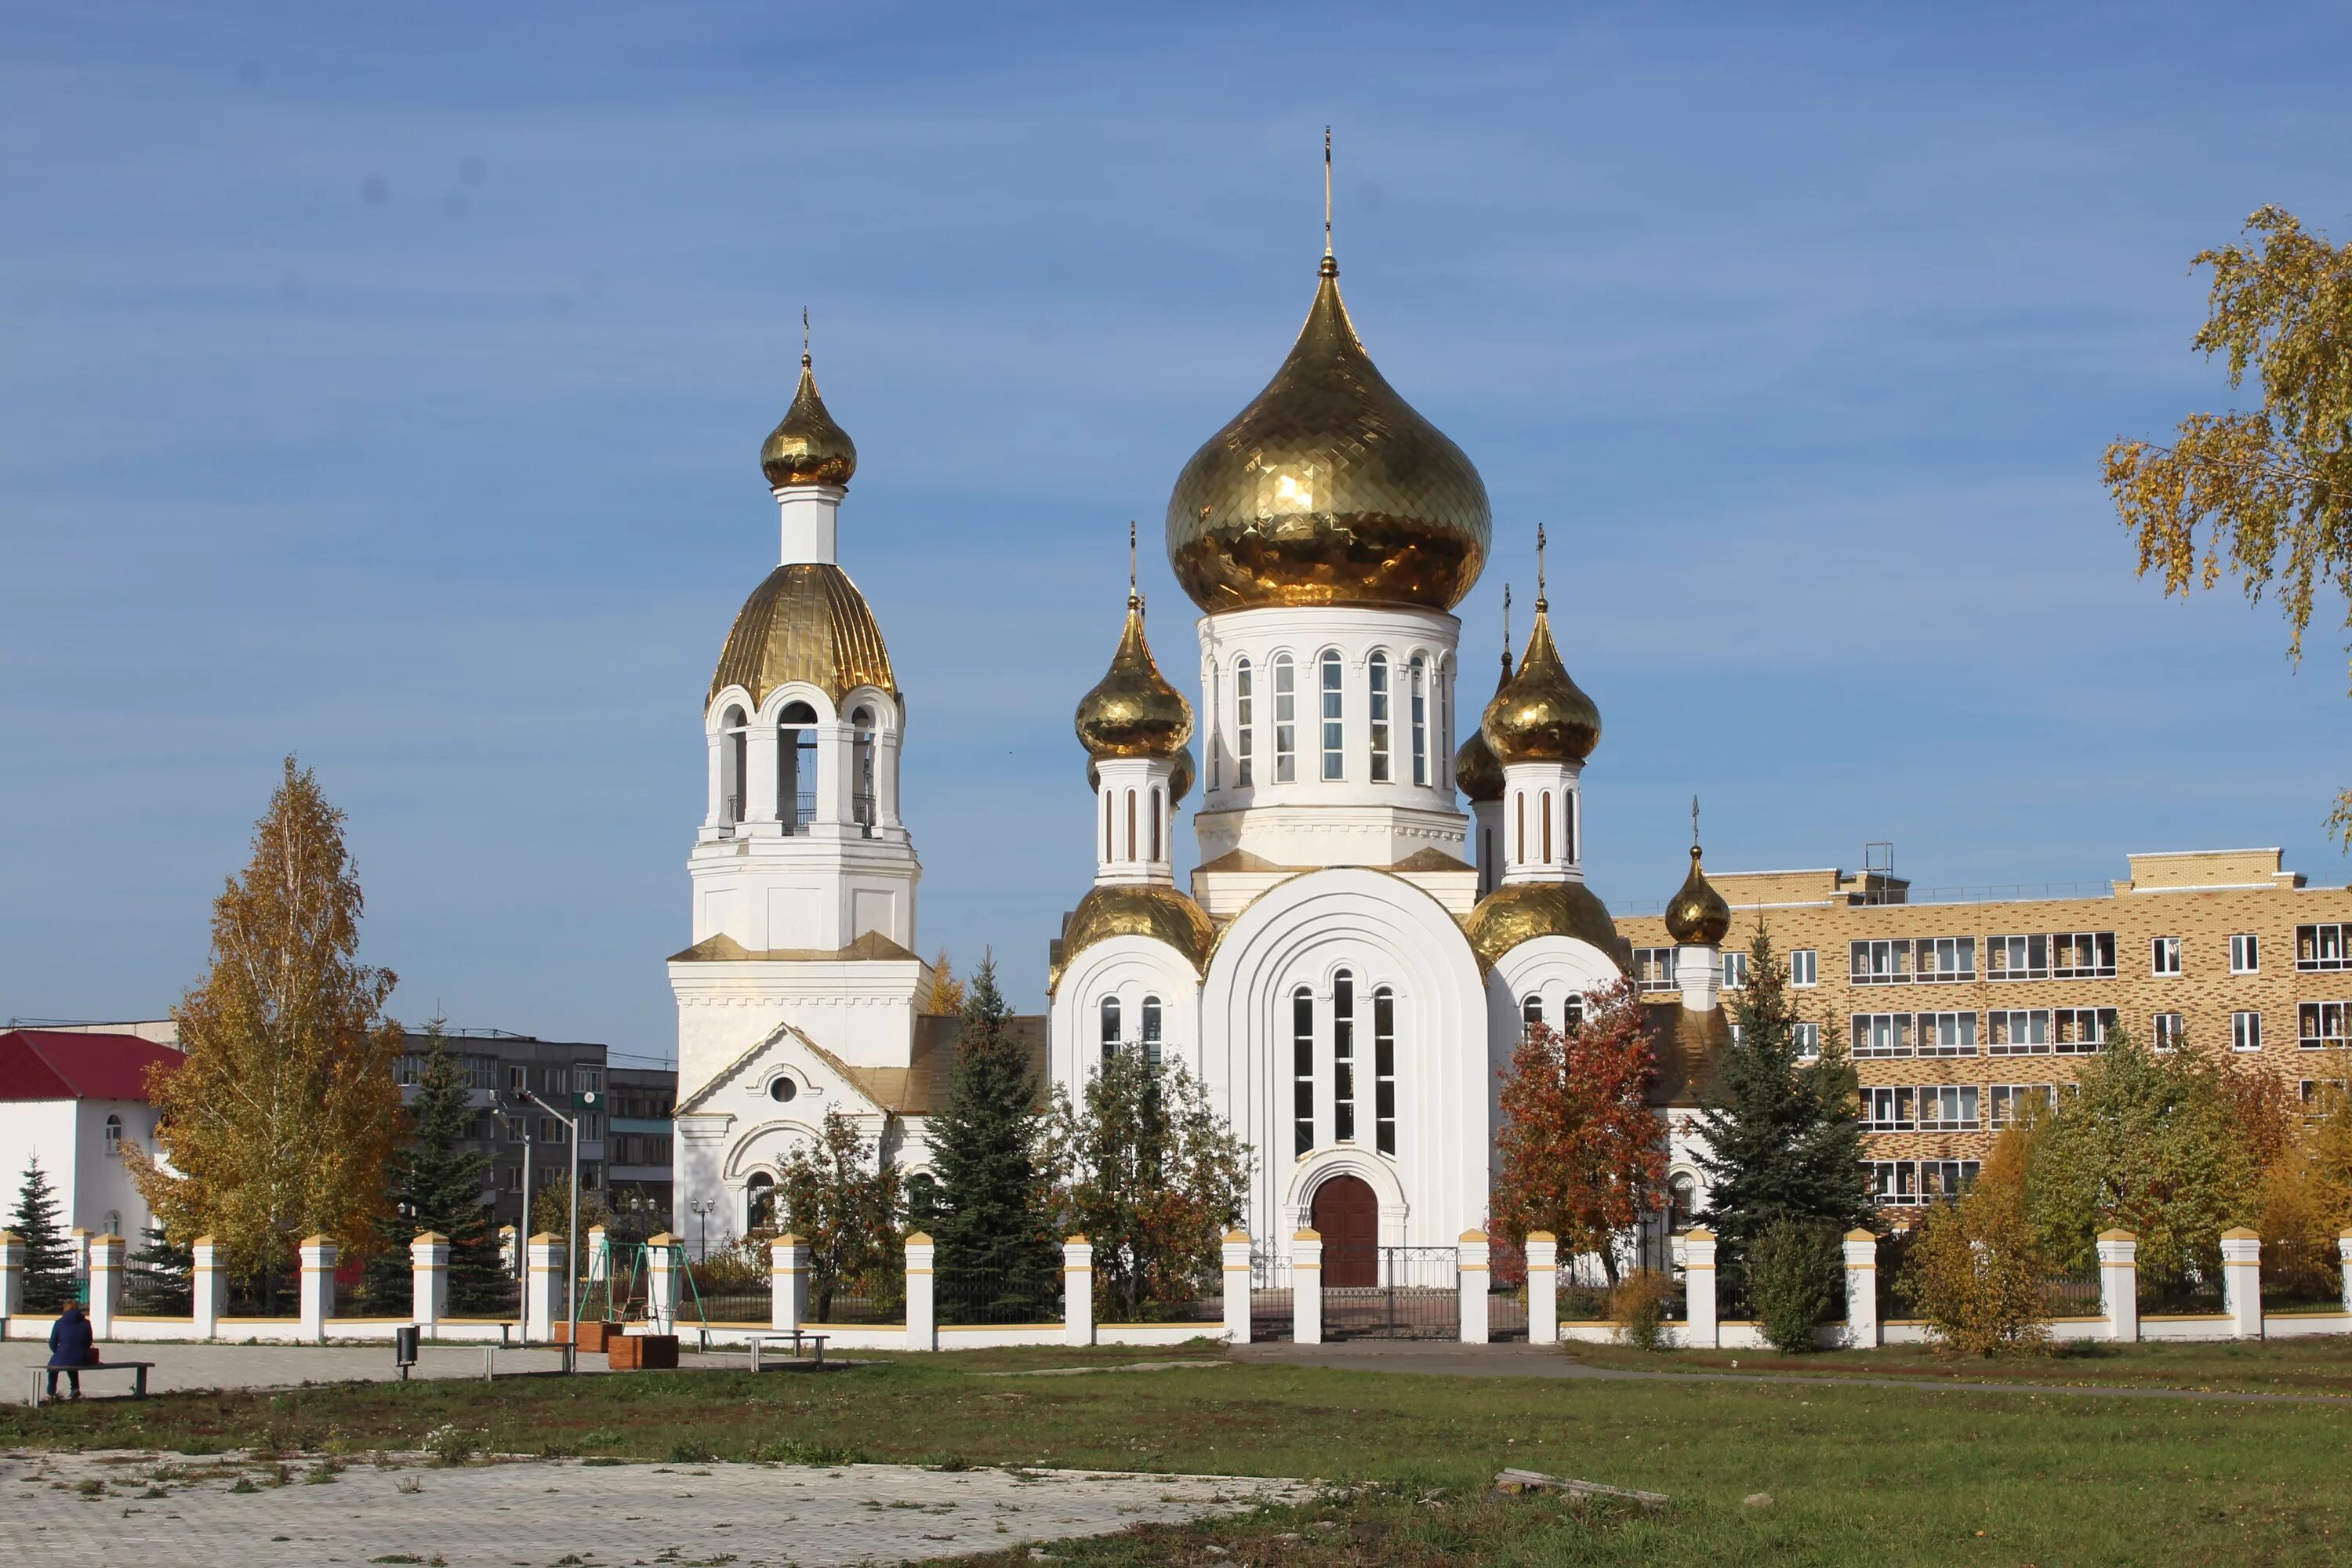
[1453,650,1514,803]
[710,563,896,709]
[1164,254,1490,612]
[1664,844,1732,946]
[1074,595,1195,760]
[1049,882,1217,992]
[760,354,858,488]
[1462,879,1626,971]
[1482,601,1599,766]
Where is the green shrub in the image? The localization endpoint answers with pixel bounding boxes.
[1608,1269,1675,1350]
[1748,1220,1842,1353]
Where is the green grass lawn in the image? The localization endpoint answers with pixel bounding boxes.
[1565,1333,2352,1395]
[9,1350,2352,1565]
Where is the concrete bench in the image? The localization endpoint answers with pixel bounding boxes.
[747,1331,831,1370]
[30,1361,155,1405]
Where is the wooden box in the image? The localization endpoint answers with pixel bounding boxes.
[556,1320,620,1352]
[608,1333,679,1370]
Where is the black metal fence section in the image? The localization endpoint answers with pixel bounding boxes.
[937,1265,1064,1326]
[2040,1272,2102,1317]
[2261,1240,2344,1312]
[1326,1246,1459,1340]
[1250,1247,1293,1342]
[810,1276,902,1325]
[695,1290,771,1324]
[2142,1270,2224,1316]
[1875,1231,1918,1321]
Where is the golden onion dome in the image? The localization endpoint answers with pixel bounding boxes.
[1453,651,1514,804]
[760,352,858,489]
[1664,844,1733,946]
[1049,882,1218,993]
[1165,253,1491,612]
[1482,599,1600,766]
[1074,594,1194,760]
[710,563,895,707]
[1461,880,1627,972]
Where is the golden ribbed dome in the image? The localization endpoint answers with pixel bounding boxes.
[1453,650,1514,803]
[1074,594,1194,760]
[1462,880,1626,971]
[1050,881,1218,992]
[1482,600,1600,766]
[1165,255,1491,612]
[1664,844,1732,946]
[710,564,895,707]
[760,354,858,488]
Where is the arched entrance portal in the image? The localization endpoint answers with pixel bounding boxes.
[1310,1174,1379,1287]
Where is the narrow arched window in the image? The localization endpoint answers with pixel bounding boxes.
[1102,788,1112,862]
[1373,986,1397,1154]
[1332,970,1356,1142]
[851,705,877,838]
[779,700,818,833]
[1368,654,1391,783]
[1234,657,1254,787]
[1409,656,1428,786]
[1207,664,1221,790]
[1292,986,1315,1156]
[722,705,749,823]
[1272,655,1296,782]
[1564,787,1577,865]
[1149,788,1162,862]
[1563,993,1584,1032]
[1125,789,1138,861]
[1141,995,1163,1069]
[1437,664,1453,787]
[1522,995,1544,1040]
[103,1112,123,1152]
[1319,650,1345,780]
[1100,996,1122,1065]
[746,1171,775,1232]
[1514,792,1526,864]
[1541,790,1554,864]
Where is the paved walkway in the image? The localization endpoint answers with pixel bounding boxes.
[1232,1339,2352,1404]
[6,1447,1305,1566]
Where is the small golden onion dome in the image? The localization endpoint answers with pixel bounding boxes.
[710,563,895,708]
[1462,880,1626,972]
[1074,595,1194,760]
[1050,882,1218,992]
[1481,601,1600,766]
[760,354,858,488]
[1664,844,1733,946]
[1452,652,1514,803]
[1164,254,1491,612]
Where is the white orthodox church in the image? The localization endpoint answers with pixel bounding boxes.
[670,238,1736,1283]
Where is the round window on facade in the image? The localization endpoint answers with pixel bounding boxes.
[768,1076,797,1103]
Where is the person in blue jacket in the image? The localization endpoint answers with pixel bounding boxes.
[47,1301,96,1399]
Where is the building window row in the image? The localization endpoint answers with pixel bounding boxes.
[1632,948,1677,992]
[1852,1007,2125,1057]
[1862,1084,1981,1131]
[1291,974,1398,1158]
[1098,995,1165,1067]
[2300,1002,2352,1050]
[1867,1160,1979,1207]
[2299,924,2350,971]
[1850,937,1976,985]
[1220,651,1450,792]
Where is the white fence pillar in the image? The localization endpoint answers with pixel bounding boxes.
[498,1225,519,1276]
[2220,1227,2263,1340]
[770,1234,808,1332]
[1524,1232,1559,1345]
[68,1227,92,1279]
[525,1233,566,1345]
[88,1233,125,1340]
[2097,1229,2139,1343]
[191,1235,225,1338]
[1682,1228,1719,1348]
[586,1225,609,1283]
[298,1235,338,1341]
[645,1232,681,1333]
[1221,1229,1252,1345]
[411,1232,449,1330]
[1293,1229,1323,1345]
[0,1231,22,1328]
[1063,1236,1095,1347]
[904,1232,936,1352]
[1843,1229,1880,1348]
[1458,1229,1491,1344]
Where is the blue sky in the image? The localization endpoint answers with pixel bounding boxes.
[5,3,2349,1061]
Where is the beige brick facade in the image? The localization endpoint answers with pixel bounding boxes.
[1613,848,2352,1207]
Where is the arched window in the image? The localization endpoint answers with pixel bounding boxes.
[1292,986,1315,1155]
[721,705,749,823]
[103,1112,123,1152]
[1367,654,1391,782]
[1149,788,1162,862]
[1514,792,1526,864]
[1409,655,1428,786]
[1272,655,1297,782]
[1437,664,1453,787]
[1668,1173,1699,1232]
[1332,970,1356,1142]
[1207,664,1221,790]
[851,705,877,837]
[1541,790,1554,864]
[1233,657,1254,787]
[1124,789,1138,861]
[746,1171,776,1232]
[102,1209,121,1239]
[1319,650,1345,780]
[1099,996,1122,1065]
[1102,789,1112,862]
[1565,787,1577,864]
[1373,986,1397,1155]
[1563,993,1584,1031]
[779,700,818,833]
[1522,995,1544,1040]
[1141,995,1163,1069]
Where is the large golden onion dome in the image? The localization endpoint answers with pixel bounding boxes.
[1453,649,1514,804]
[710,564,895,707]
[760,352,858,489]
[1074,593,1194,760]
[1050,881,1218,992]
[1664,844,1733,946]
[1482,597,1601,766]
[1165,253,1491,612]
[1462,880,1627,972]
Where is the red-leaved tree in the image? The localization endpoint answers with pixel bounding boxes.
[1491,978,1666,1285]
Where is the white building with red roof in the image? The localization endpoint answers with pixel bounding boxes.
[0,1029,181,1247]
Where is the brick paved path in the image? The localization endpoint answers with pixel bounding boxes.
[7,1448,1304,1566]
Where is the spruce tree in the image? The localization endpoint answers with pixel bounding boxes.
[1692,924,1871,1306]
[126,1221,193,1315]
[925,955,1056,1320]
[366,1019,505,1315]
[9,1156,75,1311]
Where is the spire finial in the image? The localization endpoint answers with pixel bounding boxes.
[1692,794,1701,851]
[1535,524,1548,612]
[1502,583,1512,659]
[801,306,811,367]
[1323,125,1333,257]
[1127,521,1139,610]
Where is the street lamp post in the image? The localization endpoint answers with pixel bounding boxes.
[688,1197,717,1263]
[510,1086,593,1369]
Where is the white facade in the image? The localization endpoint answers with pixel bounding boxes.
[0,1098,159,1242]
